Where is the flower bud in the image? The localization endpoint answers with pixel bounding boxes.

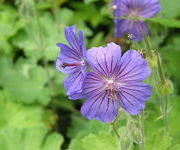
[157,79,174,95]
[146,50,158,68]
[127,120,141,144]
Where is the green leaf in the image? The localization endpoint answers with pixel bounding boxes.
[160,36,180,91]
[89,32,105,47]
[84,0,98,4]
[70,2,105,27]
[0,57,51,105]
[171,145,180,150]
[67,115,109,138]
[168,96,180,144]
[0,127,63,150]
[145,130,172,150]
[12,8,92,61]
[12,9,68,61]
[160,0,180,18]
[0,91,44,130]
[148,18,180,28]
[69,131,120,150]
[0,5,23,57]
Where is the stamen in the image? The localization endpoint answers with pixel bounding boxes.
[105,79,118,100]
[106,89,118,100]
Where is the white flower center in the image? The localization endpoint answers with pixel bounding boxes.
[129,10,139,17]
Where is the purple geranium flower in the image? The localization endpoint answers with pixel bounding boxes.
[56,25,87,99]
[113,0,161,41]
[81,43,152,122]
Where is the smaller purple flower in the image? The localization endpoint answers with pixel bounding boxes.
[81,43,152,122]
[113,0,161,41]
[56,25,87,99]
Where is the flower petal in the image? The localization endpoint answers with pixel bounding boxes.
[56,25,87,74]
[140,0,161,18]
[81,93,119,123]
[81,72,119,122]
[64,26,86,57]
[117,82,152,115]
[128,21,149,42]
[116,50,150,82]
[64,68,86,99]
[114,19,131,38]
[87,43,121,78]
[115,20,149,41]
[56,43,82,74]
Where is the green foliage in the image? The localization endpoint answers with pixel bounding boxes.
[84,0,98,4]
[70,2,107,27]
[0,127,63,150]
[145,130,172,150]
[68,115,120,150]
[160,0,180,18]
[0,92,44,130]
[161,37,180,91]
[0,90,63,150]
[69,131,120,150]
[0,5,23,57]
[67,115,109,138]
[148,18,180,28]
[12,11,65,61]
[0,57,50,105]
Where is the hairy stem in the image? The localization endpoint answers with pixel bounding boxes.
[140,110,145,150]
[162,95,168,132]
[112,123,124,150]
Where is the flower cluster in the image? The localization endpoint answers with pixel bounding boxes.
[56,25,152,122]
[112,0,161,41]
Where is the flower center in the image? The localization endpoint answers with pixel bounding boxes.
[105,79,118,100]
[129,10,139,17]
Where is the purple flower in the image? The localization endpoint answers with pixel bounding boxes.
[81,43,152,122]
[113,0,161,41]
[56,26,87,99]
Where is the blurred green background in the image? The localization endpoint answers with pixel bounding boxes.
[0,0,180,150]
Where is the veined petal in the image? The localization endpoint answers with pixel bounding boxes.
[81,72,118,122]
[87,43,122,78]
[83,72,105,98]
[115,19,149,41]
[81,93,118,122]
[113,0,160,41]
[56,43,82,74]
[64,26,86,56]
[65,26,80,52]
[117,82,152,115]
[64,68,86,99]
[56,25,87,74]
[128,21,149,42]
[140,0,161,18]
[116,50,150,82]
[114,19,131,38]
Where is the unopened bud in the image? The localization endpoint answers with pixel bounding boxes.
[146,50,158,68]
[157,79,174,95]
[127,120,141,144]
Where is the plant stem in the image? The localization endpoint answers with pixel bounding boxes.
[112,123,120,138]
[140,110,145,150]
[156,52,166,84]
[112,123,124,150]
[163,95,168,132]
